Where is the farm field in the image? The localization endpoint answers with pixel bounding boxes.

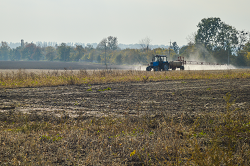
[0,69,250,165]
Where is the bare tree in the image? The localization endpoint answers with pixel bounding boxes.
[186,32,197,45]
[107,36,119,50]
[139,37,151,52]
[97,38,108,65]
[97,38,108,50]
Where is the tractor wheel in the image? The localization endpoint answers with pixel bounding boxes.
[146,66,151,71]
[172,68,176,70]
[180,66,184,70]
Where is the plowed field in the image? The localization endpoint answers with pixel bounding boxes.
[1,78,249,118]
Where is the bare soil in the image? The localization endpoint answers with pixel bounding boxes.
[1,78,249,118]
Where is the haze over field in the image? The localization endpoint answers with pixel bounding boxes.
[1,0,249,46]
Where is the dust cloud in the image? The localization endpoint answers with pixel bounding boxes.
[134,64,237,71]
[184,64,236,70]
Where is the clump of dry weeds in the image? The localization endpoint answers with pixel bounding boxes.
[0,69,250,88]
[0,94,250,165]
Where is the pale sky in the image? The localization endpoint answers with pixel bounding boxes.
[0,0,249,46]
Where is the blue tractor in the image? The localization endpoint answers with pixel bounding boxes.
[146,55,185,71]
[146,55,169,71]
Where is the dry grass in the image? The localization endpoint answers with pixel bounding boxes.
[0,94,250,165]
[0,69,250,89]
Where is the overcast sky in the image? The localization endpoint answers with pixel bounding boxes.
[0,0,249,46]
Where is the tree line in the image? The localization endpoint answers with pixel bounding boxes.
[0,38,169,65]
[0,17,250,66]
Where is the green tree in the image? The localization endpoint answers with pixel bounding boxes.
[172,42,180,54]
[32,46,42,60]
[196,17,222,50]
[85,44,93,52]
[9,49,15,61]
[0,42,10,60]
[243,42,250,52]
[196,17,239,50]
[115,54,122,65]
[74,45,84,61]
[179,45,188,55]
[195,17,240,64]
[88,50,94,62]
[45,46,57,61]
[13,46,22,60]
[96,54,101,63]
[235,52,247,66]
[22,43,36,60]
[57,43,71,61]
[235,41,250,66]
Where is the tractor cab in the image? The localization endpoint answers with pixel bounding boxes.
[152,55,167,62]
